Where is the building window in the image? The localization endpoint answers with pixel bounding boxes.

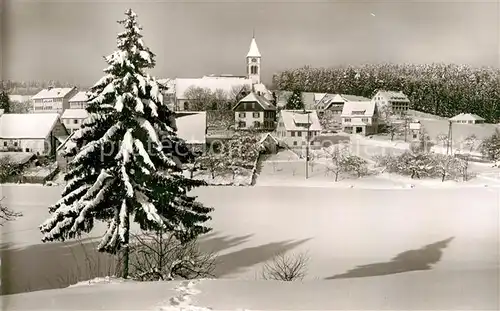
[13,142,18,147]
[291,131,295,137]
[25,148,30,152]
[253,112,259,118]
[73,119,78,124]
[362,118,368,122]
[344,118,351,122]
[238,121,246,128]
[184,102,190,110]
[239,112,246,118]
[253,121,260,128]
[293,141,297,146]
[297,131,302,137]
[413,134,417,139]
[3,142,6,147]
[252,103,255,109]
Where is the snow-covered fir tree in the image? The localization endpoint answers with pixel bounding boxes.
[286,90,304,110]
[39,9,213,270]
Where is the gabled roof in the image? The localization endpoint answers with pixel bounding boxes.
[69,91,88,103]
[234,92,276,110]
[0,113,61,139]
[314,93,327,103]
[279,110,322,131]
[322,94,371,110]
[341,101,376,117]
[175,77,252,100]
[175,112,207,144]
[449,113,485,121]
[61,109,89,120]
[259,132,279,144]
[32,87,76,100]
[247,37,261,58]
[375,90,410,102]
[253,83,273,100]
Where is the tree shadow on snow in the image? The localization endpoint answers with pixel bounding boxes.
[326,237,454,280]
[214,238,312,277]
[0,232,254,295]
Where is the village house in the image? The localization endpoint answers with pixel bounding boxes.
[408,121,422,141]
[232,92,276,130]
[371,90,410,116]
[61,109,88,134]
[275,110,322,148]
[31,86,78,114]
[317,94,371,117]
[0,111,69,156]
[449,113,485,124]
[68,91,88,109]
[341,101,379,136]
[173,36,270,111]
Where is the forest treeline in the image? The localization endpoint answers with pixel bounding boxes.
[272,64,500,123]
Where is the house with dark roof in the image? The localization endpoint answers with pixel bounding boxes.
[232,92,276,131]
[318,94,371,115]
[341,101,379,136]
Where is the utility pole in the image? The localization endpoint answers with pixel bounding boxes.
[404,114,408,142]
[305,110,310,179]
[446,120,452,155]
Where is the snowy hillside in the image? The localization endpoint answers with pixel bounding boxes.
[3,274,498,310]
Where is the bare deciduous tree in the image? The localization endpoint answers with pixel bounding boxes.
[261,251,309,281]
[120,230,217,281]
[0,197,22,226]
[323,144,349,182]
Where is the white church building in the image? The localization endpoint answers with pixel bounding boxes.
[172,36,272,111]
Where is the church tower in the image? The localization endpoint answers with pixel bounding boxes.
[246,35,261,85]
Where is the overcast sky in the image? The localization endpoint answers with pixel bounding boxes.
[3,0,499,86]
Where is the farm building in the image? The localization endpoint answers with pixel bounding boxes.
[0,112,68,156]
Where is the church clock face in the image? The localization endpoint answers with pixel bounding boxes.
[252,58,257,62]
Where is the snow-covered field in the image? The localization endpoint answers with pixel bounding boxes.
[1,184,499,309]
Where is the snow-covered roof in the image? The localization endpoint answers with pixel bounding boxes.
[175,77,252,99]
[375,90,410,102]
[314,93,327,102]
[61,109,89,120]
[259,132,279,144]
[247,37,261,58]
[253,83,272,98]
[279,110,322,131]
[449,113,485,121]
[341,101,376,117]
[32,87,76,100]
[175,112,207,144]
[235,92,276,110]
[0,152,35,165]
[68,91,88,103]
[0,113,60,139]
[321,94,371,110]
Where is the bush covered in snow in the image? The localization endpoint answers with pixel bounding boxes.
[480,129,500,163]
[375,151,467,181]
[273,64,500,123]
[314,144,370,181]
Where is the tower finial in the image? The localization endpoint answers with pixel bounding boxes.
[252,28,255,38]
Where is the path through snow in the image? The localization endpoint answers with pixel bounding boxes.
[155,279,211,311]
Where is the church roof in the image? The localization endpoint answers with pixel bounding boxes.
[247,37,261,58]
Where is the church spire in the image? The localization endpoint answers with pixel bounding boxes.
[247,35,261,58]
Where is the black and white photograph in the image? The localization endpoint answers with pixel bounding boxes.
[0,0,499,309]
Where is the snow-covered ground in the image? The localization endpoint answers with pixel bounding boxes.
[1,184,499,306]
[3,272,498,310]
